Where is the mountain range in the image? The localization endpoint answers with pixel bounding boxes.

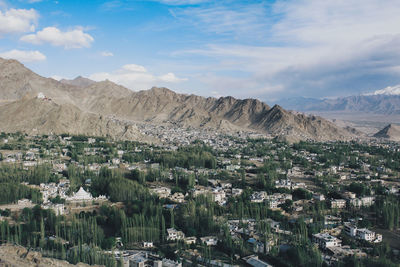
[0,57,363,142]
[277,85,400,115]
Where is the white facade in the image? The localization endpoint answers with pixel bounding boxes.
[167,228,185,241]
[184,237,197,245]
[356,228,375,241]
[143,241,153,248]
[313,233,341,249]
[344,223,382,243]
[200,236,218,246]
[250,191,267,203]
[344,223,357,237]
[331,199,346,209]
[313,194,325,201]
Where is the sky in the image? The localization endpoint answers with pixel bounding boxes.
[1,0,400,102]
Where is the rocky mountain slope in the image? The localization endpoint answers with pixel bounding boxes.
[373,124,400,141]
[0,96,147,141]
[78,87,358,141]
[0,57,358,142]
[60,76,96,88]
[0,58,78,104]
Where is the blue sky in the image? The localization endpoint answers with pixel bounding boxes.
[1,0,400,102]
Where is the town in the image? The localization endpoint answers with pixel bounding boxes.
[0,128,399,267]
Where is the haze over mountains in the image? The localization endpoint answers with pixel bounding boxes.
[277,85,400,115]
[0,57,370,142]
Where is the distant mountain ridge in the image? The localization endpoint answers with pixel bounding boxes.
[278,89,400,115]
[0,57,358,142]
[60,76,96,88]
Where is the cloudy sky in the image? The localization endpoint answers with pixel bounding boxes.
[1,0,400,102]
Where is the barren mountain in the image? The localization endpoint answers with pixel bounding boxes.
[0,57,358,142]
[0,58,78,104]
[60,76,96,88]
[0,96,149,142]
[81,87,357,141]
[373,124,400,141]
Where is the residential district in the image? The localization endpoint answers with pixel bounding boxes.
[0,128,399,267]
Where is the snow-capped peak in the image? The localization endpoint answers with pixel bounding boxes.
[365,84,400,96]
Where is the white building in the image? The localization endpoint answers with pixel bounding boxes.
[268,200,279,209]
[143,241,153,248]
[41,203,65,215]
[313,233,342,249]
[313,194,325,201]
[162,259,182,267]
[245,255,273,267]
[250,191,267,203]
[167,228,185,241]
[67,187,93,202]
[184,237,197,245]
[360,196,375,207]
[212,188,226,205]
[349,196,375,208]
[344,223,358,237]
[331,199,346,209]
[356,228,376,242]
[200,236,218,246]
[344,223,382,243]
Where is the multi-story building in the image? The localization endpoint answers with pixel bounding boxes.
[356,228,375,242]
[331,199,346,209]
[312,233,342,249]
[343,223,382,243]
[344,223,357,237]
[167,228,185,241]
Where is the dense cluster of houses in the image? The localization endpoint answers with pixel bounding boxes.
[1,130,400,267]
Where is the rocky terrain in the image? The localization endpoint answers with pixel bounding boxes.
[0,57,358,142]
[374,124,400,141]
[0,244,101,267]
[0,97,147,142]
[60,76,96,88]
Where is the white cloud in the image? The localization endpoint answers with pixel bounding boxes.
[50,75,66,81]
[89,64,187,90]
[0,8,38,35]
[159,72,187,82]
[172,2,270,39]
[0,49,46,62]
[101,51,113,57]
[172,0,400,98]
[20,26,94,49]
[121,64,147,73]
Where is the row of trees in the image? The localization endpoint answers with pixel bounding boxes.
[0,164,58,185]
[0,205,120,266]
[375,195,400,230]
[0,183,41,204]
